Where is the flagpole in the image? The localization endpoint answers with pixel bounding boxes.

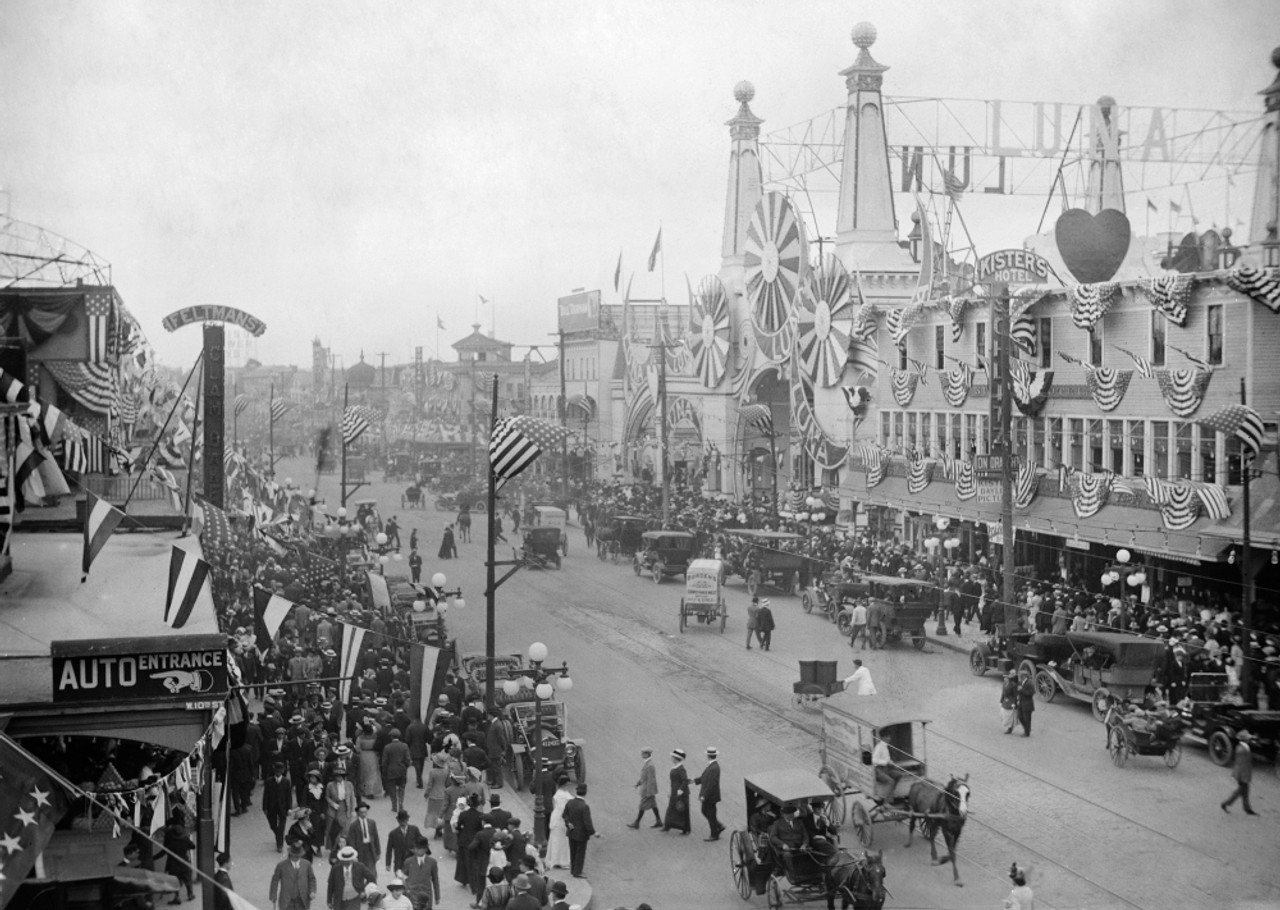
[181,360,204,537]
[269,380,275,479]
[1240,377,1255,706]
[484,374,498,712]
[125,350,204,511]
[659,225,666,307]
[341,383,350,508]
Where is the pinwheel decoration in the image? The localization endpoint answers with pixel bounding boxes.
[689,276,732,389]
[796,254,854,387]
[744,192,806,362]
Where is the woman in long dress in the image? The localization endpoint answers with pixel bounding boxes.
[438,525,457,560]
[663,749,691,833]
[543,776,574,869]
[355,724,382,798]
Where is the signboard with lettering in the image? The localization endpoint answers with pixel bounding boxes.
[975,249,1050,286]
[976,481,1001,503]
[162,305,267,337]
[51,635,230,706]
[557,290,601,333]
[973,453,1009,477]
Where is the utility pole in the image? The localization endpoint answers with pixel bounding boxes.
[1240,376,1255,705]
[657,335,670,526]
[995,286,1018,629]
[556,328,568,498]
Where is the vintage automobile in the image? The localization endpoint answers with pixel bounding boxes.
[506,699,586,790]
[634,530,699,584]
[521,526,564,569]
[680,558,727,632]
[596,514,650,562]
[385,451,415,482]
[530,505,569,556]
[1181,672,1280,769]
[857,575,934,650]
[723,529,806,596]
[352,499,382,534]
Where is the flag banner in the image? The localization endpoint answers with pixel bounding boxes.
[1114,345,1153,380]
[1225,264,1280,313]
[1139,274,1192,326]
[953,460,976,500]
[1169,199,1182,213]
[438,316,445,330]
[647,228,662,272]
[885,302,925,347]
[82,490,125,579]
[1068,282,1121,330]
[198,499,236,567]
[410,643,451,723]
[1147,197,1158,212]
[367,571,391,616]
[0,367,24,404]
[906,452,933,495]
[850,302,880,342]
[940,363,975,407]
[738,403,774,438]
[253,586,295,652]
[43,361,118,414]
[889,368,919,407]
[165,546,212,629]
[85,289,112,363]
[233,394,250,418]
[341,406,380,445]
[1191,481,1230,520]
[270,399,290,422]
[1170,344,1210,370]
[1155,368,1212,418]
[1013,459,1040,510]
[338,622,367,705]
[0,734,72,908]
[940,296,969,342]
[1009,360,1053,416]
[1199,404,1265,460]
[1161,482,1201,530]
[1068,471,1111,519]
[487,416,572,490]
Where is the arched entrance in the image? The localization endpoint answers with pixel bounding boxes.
[740,367,791,500]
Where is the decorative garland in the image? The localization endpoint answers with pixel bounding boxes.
[953,461,976,501]
[941,363,975,407]
[889,368,920,407]
[1086,369,1134,412]
[1013,460,1040,510]
[1160,482,1201,531]
[1069,470,1111,519]
[1155,368,1212,418]
[865,449,886,489]
[1069,282,1122,330]
[1140,274,1193,326]
[906,453,934,495]
[1225,264,1280,314]
[1191,481,1230,521]
[1009,360,1053,416]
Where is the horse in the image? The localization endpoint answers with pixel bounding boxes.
[823,848,887,910]
[905,774,970,886]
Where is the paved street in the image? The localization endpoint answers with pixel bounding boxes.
[226,461,1280,910]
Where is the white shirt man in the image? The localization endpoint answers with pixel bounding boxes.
[842,661,877,696]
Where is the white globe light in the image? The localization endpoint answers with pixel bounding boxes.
[737,513,747,523]
[535,682,554,700]
[438,602,448,614]
[556,675,573,692]
[795,512,808,522]
[308,489,316,498]
[453,597,466,609]
[924,537,940,550]
[1101,573,1111,586]
[392,552,402,561]
[528,641,549,663]
[811,513,823,523]
[412,600,427,613]
[1126,573,1141,587]
[431,572,447,589]
[1132,572,1147,586]
[337,507,347,518]
[1116,548,1131,564]
[378,554,389,565]
[502,679,520,697]
[376,532,388,546]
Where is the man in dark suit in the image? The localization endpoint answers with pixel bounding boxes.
[401,837,439,910]
[345,803,381,881]
[504,819,529,867]
[561,783,596,878]
[694,747,724,841]
[262,762,294,853]
[483,793,512,829]
[268,840,317,910]
[326,846,374,910]
[384,810,423,877]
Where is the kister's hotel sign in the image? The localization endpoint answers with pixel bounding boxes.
[51,634,230,706]
[975,249,1051,286]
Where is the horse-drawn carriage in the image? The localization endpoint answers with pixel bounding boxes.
[679,558,727,633]
[385,451,414,482]
[634,530,698,583]
[723,529,806,596]
[819,697,970,886]
[401,484,425,509]
[596,514,649,563]
[1104,700,1187,768]
[729,770,886,910]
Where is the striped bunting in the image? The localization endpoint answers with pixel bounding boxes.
[1013,460,1040,510]
[1058,351,1133,412]
[941,363,975,407]
[338,622,367,705]
[1155,369,1212,418]
[43,361,118,414]
[253,586,295,652]
[164,546,212,629]
[953,460,976,501]
[81,490,124,580]
[906,452,934,495]
[1191,482,1230,521]
[1140,274,1192,326]
[940,296,969,342]
[1144,475,1173,505]
[1011,312,1037,356]
[1224,264,1280,313]
[1069,282,1121,330]
[488,415,570,491]
[270,398,291,422]
[1161,482,1201,530]
[1069,471,1111,519]
[1009,360,1053,416]
[885,302,925,348]
[341,405,380,445]
[1110,476,1137,498]
[1198,404,1265,461]
[0,367,24,403]
[890,368,920,407]
[1115,346,1153,380]
[857,445,886,489]
[739,403,775,437]
[233,394,250,418]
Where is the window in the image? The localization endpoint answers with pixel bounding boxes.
[1150,420,1169,478]
[964,414,977,458]
[1129,419,1145,476]
[1108,419,1125,473]
[975,322,987,364]
[1038,317,1053,368]
[1068,418,1083,467]
[1150,311,1166,368]
[1175,422,1193,479]
[920,413,932,454]
[1086,419,1103,472]
[898,344,908,371]
[1206,304,1223,365]
[1088,326,1104,367]
[935,325,946,370]
[880,411,891,445]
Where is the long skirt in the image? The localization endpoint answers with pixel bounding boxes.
[663,790,690,832]
[425,797,446,831]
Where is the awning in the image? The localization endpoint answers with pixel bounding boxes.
[566,393,596,421]
[1198,452,1280,549]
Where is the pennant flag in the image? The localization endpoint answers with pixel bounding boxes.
[488,415,573,491]
[411,643,451,723]
[233,394,250,418]
[198,498,236,567]
[0,367,24,404]
[1199,404,1265,460]
[85,289,112,363]
[1170,344,1210,370]
[165,546,212,629]
[1169,199,1182,214]
[0,734,72,909]
[338,622,367,705]
[270,398,291,422]
[253,585,295,652]
[739,403,774,438]
[341,406,379,445]
[614,251,623,292]
[1147,197,1158,213]
[367,571,391,616]
[647,228,662,272]
[438,316,446,330]
[82,490,125,580]
[1115,345,1153,380]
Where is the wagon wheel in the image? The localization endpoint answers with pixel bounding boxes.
[730,830,753,900]
[1207,729,1235,766]
[511,752,525,790]
[911,634,926,650]
[851,801,873,846]
[633,556,642,576]
[1109,728,1129,767]
[968,645,989,676]
[1164,742,1182,769]
[574,748,586,784]
[836,611,852,635]
[1091,687,1112,722]
[652,560,664,585]
[1018,659,1038,680]
[719,602,727,633]
[802,591,814,614]
[679,601,687,634]
[747,571,761,596]
[1034,669,1058,703]
[767,876,783,910]
[871,626,887,649]
[797,684,827,713]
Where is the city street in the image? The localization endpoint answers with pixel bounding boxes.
[221,461,1280,910]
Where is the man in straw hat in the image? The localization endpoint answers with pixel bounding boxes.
[695,747,724,841]
[1221,730,1258,815]
[327,845,375,910]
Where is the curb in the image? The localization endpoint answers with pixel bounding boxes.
[497,784,594,909]
[925,634,976,656]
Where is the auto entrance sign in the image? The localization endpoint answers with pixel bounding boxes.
[51,634,229,706]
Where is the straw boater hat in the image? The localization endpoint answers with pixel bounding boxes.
[672,748,686,761]
[706,747,718,759]
[338,846,358,862]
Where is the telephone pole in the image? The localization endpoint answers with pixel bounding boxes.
[996,287,1018,628]
[556,328,568,498]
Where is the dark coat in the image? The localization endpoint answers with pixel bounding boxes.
[346,817,381,870]
[562,796,595,842]
[269,857,316,907]
[326,861,374,907]
[695,761,721,804]
[756,606,775,633]
[263,775,293,816]
[385,823,423,873]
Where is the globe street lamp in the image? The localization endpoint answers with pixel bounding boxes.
[1102,548,1147,631]
[500,641,571,846]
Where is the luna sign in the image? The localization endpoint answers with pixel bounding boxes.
[162,305,267,337]
[50,635,229,706]
[975,249,1051,286]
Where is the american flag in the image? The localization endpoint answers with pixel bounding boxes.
[233,394,250,418]
[488,415,571,491]
[0,367,24,404]
[270,398,291,422]
[85,290,112,363]
[1199,404,1266,461]
[196,498,236,566]
[341,405,380,445]
[739,403,774,437]
[43,361,118,414]
[164,545,212,629]
[1115,346,1153,380]
[303,550,344,598]
[0,735,71,908]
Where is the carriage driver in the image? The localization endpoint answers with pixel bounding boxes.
[766,804,809,855]
[871,729,905,802]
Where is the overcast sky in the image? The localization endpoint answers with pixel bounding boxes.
[1,1,1275,370]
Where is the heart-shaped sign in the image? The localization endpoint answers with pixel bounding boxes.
[1054,208,1132,283]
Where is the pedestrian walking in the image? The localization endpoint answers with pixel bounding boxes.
[1000,670,1018,734]
[400,838,439,910]
[327,846,375,910]
[346,803,381,881]
[162,810,196,903]
[381,730,412,813]
[694,747,724,841]
[263,762,294,853]
[493,514,507,544]
[456,509,471,543]
[841,659,876,695]
[627,747,662,829]
[849,600,868,650]
[746,597,760,650]
[409,528,419,551]
[1003,862,1034,909]
[436,526,457,560]
[408,549,422,584]
[1016,667,1035,737]
[385,811,423,877]
[214,852,236,910]
[1221,730,1258,814]
[662,749,691,834]
[269,841,317,910]
[755,599,775,650]
[562,783,597,878]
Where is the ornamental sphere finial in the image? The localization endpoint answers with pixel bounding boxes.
[733,80,755,104]
[851,21,877,49]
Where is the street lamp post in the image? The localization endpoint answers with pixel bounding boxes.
[499,641,572,846]
[1100,548,1147,632]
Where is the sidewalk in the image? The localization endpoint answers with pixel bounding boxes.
[923,615,989,656]
[496,781,594,910]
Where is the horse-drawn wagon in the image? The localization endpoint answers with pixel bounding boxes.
[596,514,649,563]
[724,529,805,596]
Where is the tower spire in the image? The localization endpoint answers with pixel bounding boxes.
[721,81,764,266]
[1246,47,1280,265]
[835,23,897,243]
[1083,95,1126,214]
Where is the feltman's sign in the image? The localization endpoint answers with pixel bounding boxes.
[51,634,230,706]
[162,305,267,337]
[975,249,1050,285]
